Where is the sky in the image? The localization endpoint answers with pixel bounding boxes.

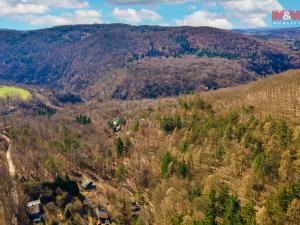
[0,0,299,30]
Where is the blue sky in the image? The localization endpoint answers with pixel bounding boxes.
[0,0,299,30]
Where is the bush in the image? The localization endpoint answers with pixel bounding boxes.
[215,143,224,161]
[161,152,174,178]
[223,196,243,225]
[277,119,292,148]
[161,152,189,178]
[203,188,217,225]
[254,152,280,179]
[114,164,127,181]
[36,105,56,116]
[179,137,189,153]
[115,137,130,156]
[218,185,230,216]
[177,161,189,178]
[132,120,139,132]
[264,182,300,224]
[45,155,58,176]
[160,116,182,133]
[171,214,184,225]
[242,201,256,225]
[189,186,202,200]
[75,114,91,125]
[242,105,254,114]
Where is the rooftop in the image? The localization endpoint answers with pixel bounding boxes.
[27,199,41,208]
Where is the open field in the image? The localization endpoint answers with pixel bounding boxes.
[0,86,31,100]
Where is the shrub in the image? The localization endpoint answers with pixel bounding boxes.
[114,164,127,181]
[132,120,139,132]
[171,214,184,225]
[264,182,300,224]
[277,119,292,148]
[161,152,190,178]
[36,105,56,116]
[218,185,230,216]
[45,155,58,176]
[115,137,129,156]
[242,201,256,225]
[204,188,218,225]
[160,116,182,133]
[177,161,189,178]
[192,95,205,109]
[215,143,224,161]
[189,186,202,200]
[223,196,243,225]
[223,126,233,140]
[161,152,174,178]
[75,114,91,125]
[254,152,280,179]
[179,137,189,153]
[243,132,263,158]
[242,105,254,114]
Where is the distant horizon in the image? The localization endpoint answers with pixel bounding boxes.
[0,22,300,32]
[0,0,299,30]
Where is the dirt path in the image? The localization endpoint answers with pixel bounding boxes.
[1,133,19,225]
[1,134,16,177]
[33,91,63,111]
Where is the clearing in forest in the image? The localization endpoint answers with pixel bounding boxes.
[0,86,31,100]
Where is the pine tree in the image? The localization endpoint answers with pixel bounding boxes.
[218,185,230,216]
[204,188,217,225]
[223,196,243,225]
[115,137,125,156]
[242,201,256,225]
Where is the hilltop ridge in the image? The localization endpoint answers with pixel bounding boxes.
[0,24,299,100]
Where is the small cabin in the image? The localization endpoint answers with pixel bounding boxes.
[81,179,94,190]
[96,208,110,225]
[27,199,42,223]
[131,201,140,217]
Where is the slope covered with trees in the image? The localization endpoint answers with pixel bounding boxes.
[0,70,300,225]
[0,25,299,100]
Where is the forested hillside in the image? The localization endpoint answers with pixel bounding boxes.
[0,70,300,225]
[0,25,299,100]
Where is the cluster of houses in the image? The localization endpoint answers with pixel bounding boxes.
[26,198,112,225]
[27,198,141,224]
[26,117,140,224]
[26,178,111,224]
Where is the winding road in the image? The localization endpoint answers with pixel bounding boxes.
[1,132,19,225]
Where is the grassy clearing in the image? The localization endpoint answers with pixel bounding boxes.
[0,86,31,101]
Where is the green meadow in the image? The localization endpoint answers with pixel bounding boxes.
[0,86,32,101]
